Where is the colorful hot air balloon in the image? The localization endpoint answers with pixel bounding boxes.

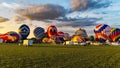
[94,24,111,42]
[47,25,57,39]
[6,31,21,42]
[109,28,120,42]
[94,24,111,36]
[0,34,13,43]
[71,36,85,42]
[33,27,45,39]
[18,24,30,40]
[55,31,65,43]
[95,33,108,42]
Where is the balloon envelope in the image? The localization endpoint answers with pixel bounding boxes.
[6,31,21,42]
[71,36,85,42]
[47,25,57,39]
[94,24,111,36]
[64,33,70,41]
[18,24,30,39]
[95,33,108,42]
[109,28,120,42]
[0,34,13,42]
[33,27,45,39]
[75,28,88,38]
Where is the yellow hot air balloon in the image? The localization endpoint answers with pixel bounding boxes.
[71,36,85,42]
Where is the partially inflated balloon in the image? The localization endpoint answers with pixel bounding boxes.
[64,33,70,41]
[47,25,57,39]
[18,24,30,40]
[55,32,65,43]
[109,28,120,42]
[33,27,45,39]
[7,31,21,42]
[75,28,88,38]
[71,36,85,42]
[57,31,64,37]
[0,34,13,43]
[42,37,54,43]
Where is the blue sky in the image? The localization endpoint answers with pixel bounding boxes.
[0,0,120,37]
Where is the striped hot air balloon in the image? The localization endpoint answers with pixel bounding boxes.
[33,27,45,39]
[94,24,111,42]
[109,28,120,42]
[94,24,111,36]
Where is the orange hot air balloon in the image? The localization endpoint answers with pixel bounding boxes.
[47,25,57,39]
[0,34,13,43]
[95,33,109,42]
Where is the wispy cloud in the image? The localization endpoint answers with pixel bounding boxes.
[0,2,21,9]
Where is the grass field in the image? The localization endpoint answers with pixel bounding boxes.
[0,43,120,68]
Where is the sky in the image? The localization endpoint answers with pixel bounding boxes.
[0,0,120,38]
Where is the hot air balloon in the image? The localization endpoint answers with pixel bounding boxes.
[109,28,120,42]
[6,31,21,43]
[55,31,65,43]
[18,24,30,40]
[33,27,45,39]
[57,31,64,37]
[0,34,13,43]
[94,24,111,42]
[94,24,111,36]
[42,37,55,43]
[63,33,70,41]
[71,36,85,42]
[47,25,57,39]
[95,33,109,42]
[75,28,88,39]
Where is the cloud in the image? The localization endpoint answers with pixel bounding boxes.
[0,26,4,28]
[0,2,21,9]
[11,16,27,21]
[60,18,101,27]
[42,17,101,28]
[0,17,9,23]
[16,4,66,20]
[71,0,111,11]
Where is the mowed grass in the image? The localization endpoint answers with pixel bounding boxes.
[0,44,120,68]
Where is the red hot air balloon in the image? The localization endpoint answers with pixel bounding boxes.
[6,31,21,43]
[57,31,64,37]
[0,34,13,43]
[47,25,57,39]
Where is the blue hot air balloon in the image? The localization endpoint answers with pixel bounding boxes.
[18,24,30,40]
[33,27,45,39]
